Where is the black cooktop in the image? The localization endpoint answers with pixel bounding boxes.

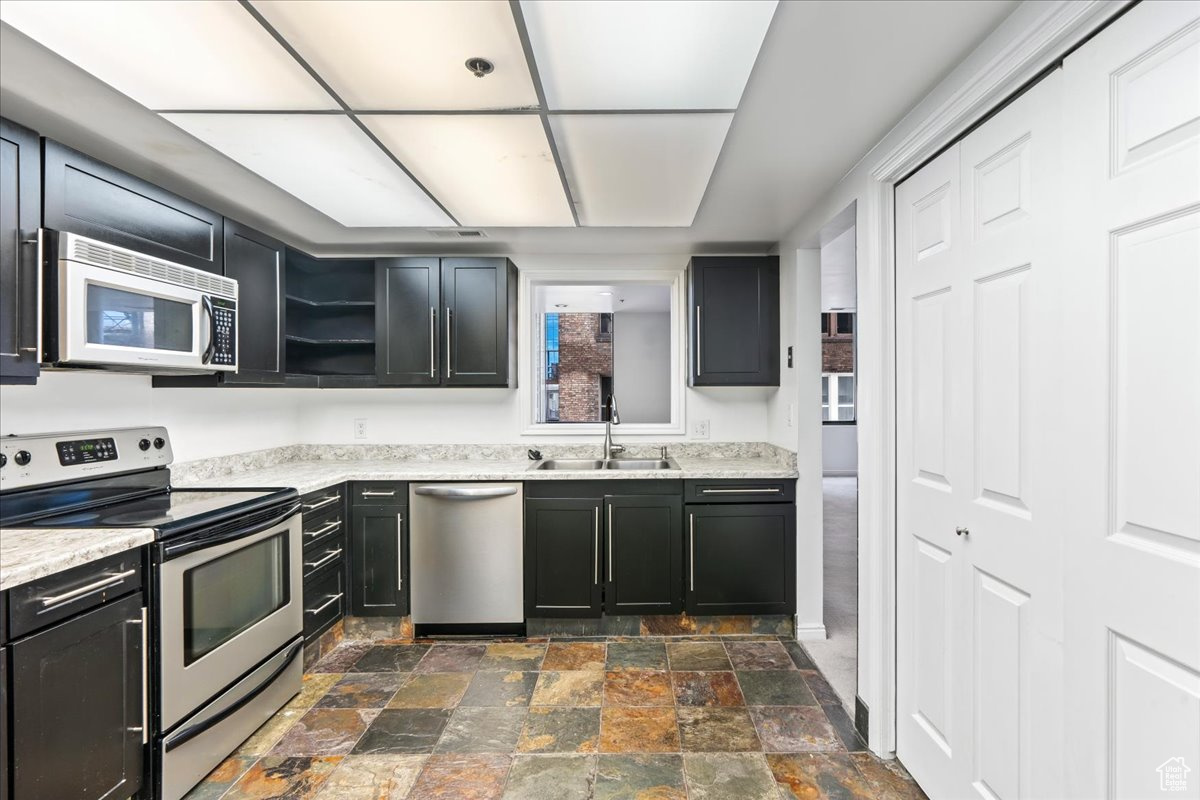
[25,489,282,530]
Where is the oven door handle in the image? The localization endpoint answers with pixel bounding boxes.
[163,638,303,752]
[162,501,301,560]
[201,295,216,365]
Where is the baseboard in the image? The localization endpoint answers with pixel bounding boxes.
[855,696,870,743]
[793,621,828,641]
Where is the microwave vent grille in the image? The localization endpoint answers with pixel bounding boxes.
[69,237,237,299]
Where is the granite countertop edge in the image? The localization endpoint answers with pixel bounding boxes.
[0,528,156,592]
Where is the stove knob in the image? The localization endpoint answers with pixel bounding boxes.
[153,437,166,450]
[139,439,151,451]
[14,450,31,466]
[0,453,6,468]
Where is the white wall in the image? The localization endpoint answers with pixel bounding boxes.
[821,225,857,311]
[822,424,858,475]
[612,311,671,424]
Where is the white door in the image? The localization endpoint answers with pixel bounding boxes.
[1059,2,1200,798]
[896,69,1066,799]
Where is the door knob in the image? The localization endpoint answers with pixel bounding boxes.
[956,527,969,537]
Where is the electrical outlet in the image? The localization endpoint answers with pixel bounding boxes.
[692,419,710,439]
[354,418,368,439]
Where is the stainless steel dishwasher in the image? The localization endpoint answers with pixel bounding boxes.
[409,483,524,632]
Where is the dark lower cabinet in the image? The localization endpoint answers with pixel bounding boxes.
[300,485,347,643]
[1,643,8,800]
[0,117,41,385]
[525,498,603,618]
[605,495,682,615]
[350,499,408,616]
[11,592,144,800]
[689,256,780,387]
[685,503,796,615]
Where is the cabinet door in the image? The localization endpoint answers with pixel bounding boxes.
[0,118,41,384]
[685,504,795,615]
[442,257,515,387]
[223,220,285,384]
[1,644,8,800]
[43,139,223,274]
[11,593,144,800]
[605,495,682,615]
[689,256,779,386]
[377,257,440,386]
[350,503,407,616]
[525,498,603,618]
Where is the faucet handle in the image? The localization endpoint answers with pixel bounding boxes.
[660,445,668,459]
[611,444,626,455]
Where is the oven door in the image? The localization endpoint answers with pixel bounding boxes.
[58,259,226,372]
[157,506,302,730]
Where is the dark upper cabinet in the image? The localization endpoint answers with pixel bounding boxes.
[10,592,144,800]
[685,503,796,615]
[525,498,603,618]
[441,257,517,387]
[0,118,42,385]
[349,495,408,616]
[605,495,682,615]
[689,256,779,386]
[43,139,223,274]
[223,221,286,384]
[377,257,440,386]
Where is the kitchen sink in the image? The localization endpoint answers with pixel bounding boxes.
[531,459,607,470]
[605,458,677,470]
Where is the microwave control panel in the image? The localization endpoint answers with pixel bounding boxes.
[210,297,237,368]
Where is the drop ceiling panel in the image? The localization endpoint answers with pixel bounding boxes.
[521,0,777,110]
[0,0,335,110]
[363,115,572,227]
[552,114,733,227]
[250,0,538,110]
[162,113,452,227]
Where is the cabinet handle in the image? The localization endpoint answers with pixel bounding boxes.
[307,593,343,615]
[700,487,781,494]
[593,506,600,585]
[689,513,695,591]
[302,494,340,512]
[361,490,396,498]
[446,308,453,376]
[304,548,342,570]
[16,229,43,355]
[40,569,136,607]
[695,305,702,377]
[397,515,404,591]
[304,519,341,538]
[130,607,148,744]
[607,503,613,583]
[429,307,437,378]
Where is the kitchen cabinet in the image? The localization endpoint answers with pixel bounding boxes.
[376,257,517,387]
[1,644,8,800]
[0,117,41,385]
[43,139,223,275]
[349,482,408,616]
[685,502,796,615]
[605,494,682,615]
[525,498,603,618]
[688,256,779,386]
[300,485,347,643]
[10,590,144,800]
[286,251,378,386]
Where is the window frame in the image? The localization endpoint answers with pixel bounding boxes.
[821,371,857,425]
[519,267,686,436]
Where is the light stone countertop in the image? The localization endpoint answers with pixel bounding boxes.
[172,456,799,497]
[0,527,155,591]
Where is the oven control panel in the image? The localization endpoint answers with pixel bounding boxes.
[1,426,173,492]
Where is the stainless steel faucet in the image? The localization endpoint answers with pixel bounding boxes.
[603,394,625,459]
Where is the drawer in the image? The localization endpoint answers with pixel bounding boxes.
[300,485,344,517]
[684,479,796,504]
[303,564,345,641]
[302,536,346,581]
[8,549,143,639]
[302,511,344,548]
[352,481,406,506]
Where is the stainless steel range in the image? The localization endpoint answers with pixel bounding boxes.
[0,427,302,800]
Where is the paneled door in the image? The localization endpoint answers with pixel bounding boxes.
[896,69,1064,798]
[1059,3,1200,798]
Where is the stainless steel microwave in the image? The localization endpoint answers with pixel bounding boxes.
[45,232,238,374]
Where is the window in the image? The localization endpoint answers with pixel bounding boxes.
[527,277,680,431]
[822,373,856,422]
[821,310,855,423]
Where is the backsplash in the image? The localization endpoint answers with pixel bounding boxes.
[171,441,798,484]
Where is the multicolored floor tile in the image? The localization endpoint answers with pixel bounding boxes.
[352,709,450,755]
[602,669,674,706]
[407,753,511,800]
[315,673,404,709]
[349,644,430,673]
[312,754,426,799]
[413,643,487,673]
[768,752,876,800]
[666,642,732,671]
[269,708,378,757]
[436,707,527,754]
[461,670,539,707]
[478,643,546,671]
[236,709,303,757]
[517,707,601,753]
[850,752,930,800]
[183,755,256,800]
[501,754,596,799]
[751,706,842,753]
[308,643,372,673]
[599,707,680,753]
[605,641,668,670]
[736,670,817,706]
[223,755,342,799]
[541,642,606,671]
[682,753,779,800]
[388,672,473,709]
[593,754,686,800]
[530,670,604,707]
[285,673,342,710]
[671,671,745,707]
[677,707,761,752]
[725,641,797,670]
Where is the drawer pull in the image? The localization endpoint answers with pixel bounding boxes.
[304,548,343,571]
[307,593,343,615]
[305,519,341,538]
[302,494,340,512]
[40,569,136,608]
[361,490,397,498]
[700,487,781,494]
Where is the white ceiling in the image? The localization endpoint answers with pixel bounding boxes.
[536,284,671,314]
[0,0,1018,255]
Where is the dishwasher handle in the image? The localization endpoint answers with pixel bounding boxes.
[412,485,519,500]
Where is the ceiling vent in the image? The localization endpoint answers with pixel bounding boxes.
[428,229,487,239]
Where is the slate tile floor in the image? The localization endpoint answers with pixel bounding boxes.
[187,636,927,800]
